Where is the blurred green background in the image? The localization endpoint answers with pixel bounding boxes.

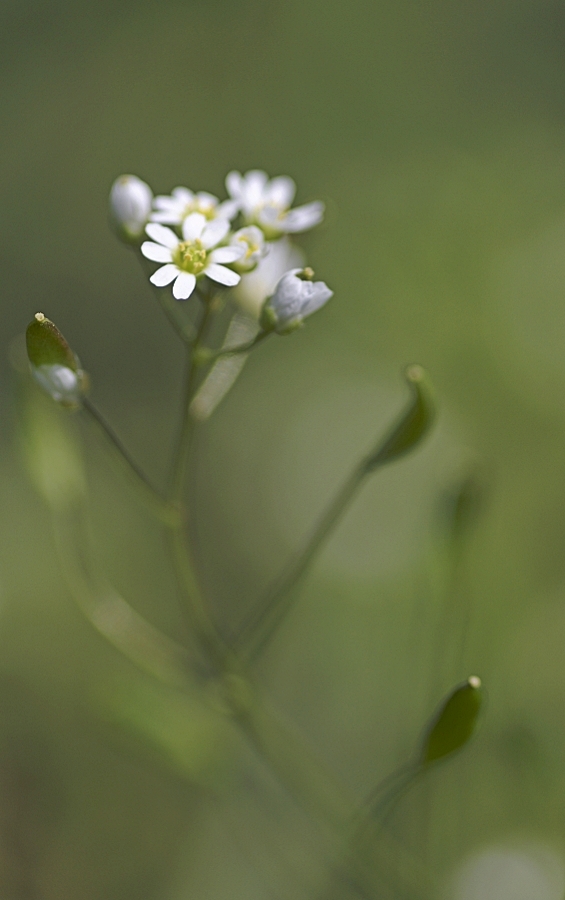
[2,0,565,897]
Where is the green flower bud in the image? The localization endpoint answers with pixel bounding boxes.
[365,365,435,472]
[26,313,87,408]
[421,676,483,766]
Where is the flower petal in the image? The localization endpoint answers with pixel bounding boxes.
[149,210,182,224]
[201,217,230,249]
[301,281,333,315]
[141,241,174,263]
[150,264,179,286]
[172,271,197,300]
[243,170,268,208]
[195,191,219,207]
[216,199,239,220]
[145,223,179,248]
[210,246,244,264]
[225,171,244,200]
[265,176,296,209]
[182,212,206,241]
[280,201,325,233]
[206,263,241,287]
[153,195,182,210]
[171,186,194,203]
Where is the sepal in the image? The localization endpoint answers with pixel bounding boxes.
[26,313,87,408]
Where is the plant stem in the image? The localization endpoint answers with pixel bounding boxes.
[204,329,271,362]
[158,292,196,344]
[236,371,434,662]
[82,397,179,526]
[52,502,193,690]
[163,289,231,671]
[236,458,369,661]
[168,298,213,503]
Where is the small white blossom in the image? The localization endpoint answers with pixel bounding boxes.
[261,268,333,333]
[226,170,324,239]
[32,364,83,407]
[151,186,238,226]
[141,213,243,300]
[232,236,305,318]
[230,226,267,273]
[110,175,153,241]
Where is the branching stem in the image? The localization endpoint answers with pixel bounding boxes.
[81,397,179,527]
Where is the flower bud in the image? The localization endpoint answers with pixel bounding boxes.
[260,268,333,334]
[233,237,305,318]
[26,313,87,408]
[421,676,483,766]
[109,174,153,242]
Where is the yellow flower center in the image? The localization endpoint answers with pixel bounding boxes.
[183,201,216,221]
[173,239,207,275]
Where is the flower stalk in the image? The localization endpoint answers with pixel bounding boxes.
[16,164,482,900]
[235,366,435,661]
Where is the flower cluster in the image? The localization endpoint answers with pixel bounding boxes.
[110,170,332,331]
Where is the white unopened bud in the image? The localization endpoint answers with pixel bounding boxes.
[260,268,333,334]
[32,364,83,408]
[110,174,153,242]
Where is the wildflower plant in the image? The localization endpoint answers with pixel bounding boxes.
[18,168,485,899]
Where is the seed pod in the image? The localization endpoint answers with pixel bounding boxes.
[26,313,87,408]
[421,676,483,765]
[365,365,435,472]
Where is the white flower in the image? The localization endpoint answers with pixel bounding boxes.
[232,236,305,317]
[109,175,153,241]
[229,226,267,273]
[261,268,333,333]
[32,364,83,407]
[141,213,243,300]
[226,170,324,238]
[151,186,238,226]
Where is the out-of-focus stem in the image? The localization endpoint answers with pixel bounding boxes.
[237,463,367,661]
[164,289,230,671]
[168,295,213,503]
[203,329,271,362]
[53,503,192,689]
[82,397,180,527]
[236,367,434,662]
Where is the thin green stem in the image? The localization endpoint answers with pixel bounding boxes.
[81,397,180,527]
[236,459,368,661]
[358,761,417,823]
[161,287,232,671]
[235,370,435,662]
[237,696,353,832]
[168,297,213,503]
[158,292,197,344]
[202,329,271,363]
[167,515,230,673]
[136,247,229,668]
[52,502,193,689]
